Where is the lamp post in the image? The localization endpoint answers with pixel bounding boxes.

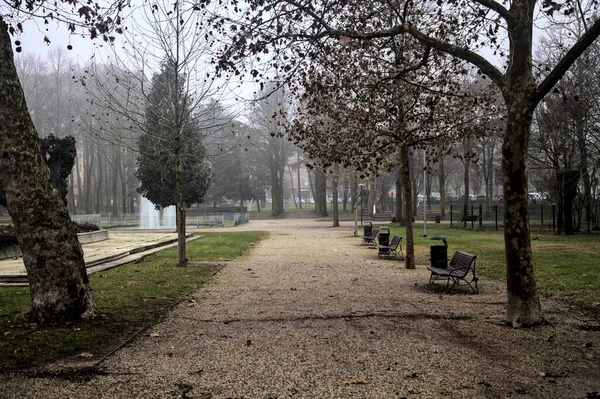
[354,183,364,236]
[359,183,364,226]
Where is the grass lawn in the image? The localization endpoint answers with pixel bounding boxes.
[0,231,267,368]
[372,223,600,305]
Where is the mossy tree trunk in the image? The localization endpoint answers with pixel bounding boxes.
[0,19,96,323]
[501,1,540,326]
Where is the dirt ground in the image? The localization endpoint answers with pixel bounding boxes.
[0,219,599,399]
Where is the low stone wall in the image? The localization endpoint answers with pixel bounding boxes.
[77,229,109,244]
[0,230,109,260]
[0,245,21,260]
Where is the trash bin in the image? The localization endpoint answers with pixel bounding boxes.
[430,235,448,269]
[435,214,441,224]
[363,221,373,237]
[378,226,390,256]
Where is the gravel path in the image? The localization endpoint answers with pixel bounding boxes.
[1,219,599,398]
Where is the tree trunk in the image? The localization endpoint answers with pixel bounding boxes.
[503,106,541,327]
[483,143,494,214]
[410,154,418,216]
[95,147,103,214]
[75,150,82,213]
[0,19,96,323]
[271,159,285,216]
[367,179,375,216]
[271,177,284,216]
[315,167,328,217]
[84,140,95,214]
[297,151,302,209]
[557,176,564,235]
[463,141,471,207]
[395,177,404,225]
[425,152,432,211]
[287,165,297,208]
[342,176,349,213]
[118,158,127,214]
[401,145,415,269]
[561,169,580,235]
[112,145,120,216]
[104,155,111,214]
[438,157,446,217]
[306,166,316,209]
[175,142,187,266]
[395,158,404,224]
[332,164,339,227]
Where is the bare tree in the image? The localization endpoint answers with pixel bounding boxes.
[83,0,233,265]
[221,0,600,326]
[248,83,296,217]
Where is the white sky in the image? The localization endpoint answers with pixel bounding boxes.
[13,18,117,63]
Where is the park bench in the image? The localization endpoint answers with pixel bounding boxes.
[362,228,379,245]
[377,235,404,260]
[460,215,479,222]
[427,250,479,293]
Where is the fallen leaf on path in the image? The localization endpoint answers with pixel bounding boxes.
[149,332,161,338]
[474,377,491,386]
[585,353,594,360]
[343,378,368,385]
[539,370,566,378]
[76,352,93,359]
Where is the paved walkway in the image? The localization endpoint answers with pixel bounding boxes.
[1,219,599,398]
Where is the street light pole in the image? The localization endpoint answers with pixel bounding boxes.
[359,183,364,226]
[354,192,358,236]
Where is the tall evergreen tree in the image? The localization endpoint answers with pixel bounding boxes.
[136,59,211,258]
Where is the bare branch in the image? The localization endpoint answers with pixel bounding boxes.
[471,0,513,23]
[533,18,600,106]
[406,23,505,90]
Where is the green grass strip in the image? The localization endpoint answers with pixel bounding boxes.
[373,224,600,305]
[0,231,267,366]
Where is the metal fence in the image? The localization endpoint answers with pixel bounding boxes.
[417,203,586,232]
[70,212,250,230]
